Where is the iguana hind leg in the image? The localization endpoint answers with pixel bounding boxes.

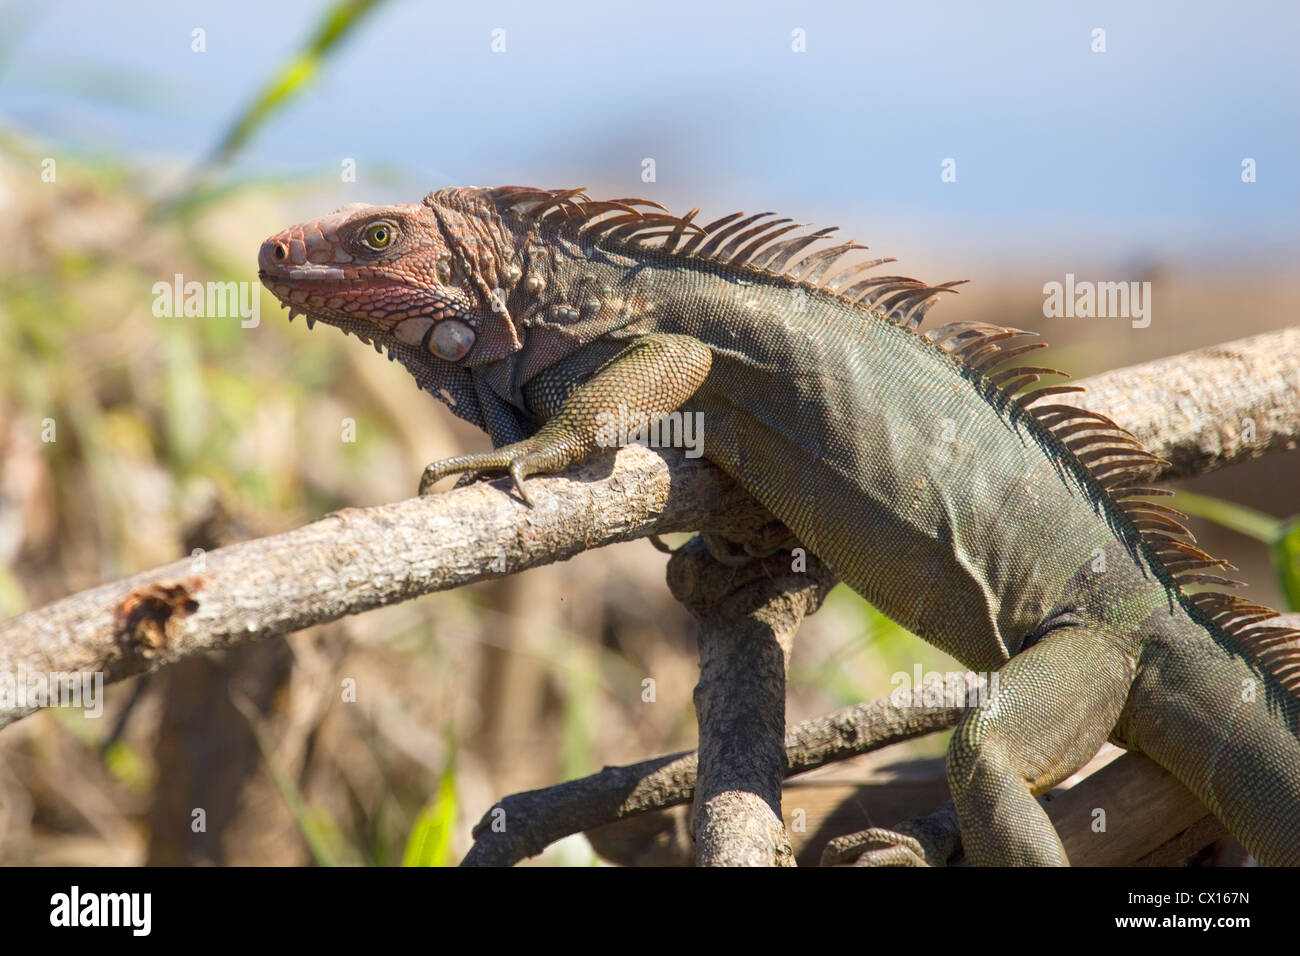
[419,334,712,502]
[949,625,1133,865]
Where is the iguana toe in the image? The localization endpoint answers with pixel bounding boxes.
[821,827,936,867]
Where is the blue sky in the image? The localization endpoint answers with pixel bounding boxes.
[2,0,1297,268]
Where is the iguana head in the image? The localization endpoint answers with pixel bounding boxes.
[258,191,541,428]
[257,192,526,368]
[258,185,707,426]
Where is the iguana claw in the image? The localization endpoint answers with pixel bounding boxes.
[509,461,533,507]
[419,449,538,506]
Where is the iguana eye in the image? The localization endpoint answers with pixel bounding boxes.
[363,223,393,249]
[430,318,475,361]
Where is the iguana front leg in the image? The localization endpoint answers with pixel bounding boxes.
[419,334,713,502]
[947,625,1133,865]
[443,379,532,490]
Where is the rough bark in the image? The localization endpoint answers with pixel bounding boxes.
[1080,326,1300,480]
[667,535,836,866]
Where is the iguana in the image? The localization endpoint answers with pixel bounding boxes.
[258,186,1300,865]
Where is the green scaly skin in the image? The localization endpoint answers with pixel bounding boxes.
[259,186,1300,865]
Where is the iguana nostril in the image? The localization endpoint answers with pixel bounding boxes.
[258,238,292,273]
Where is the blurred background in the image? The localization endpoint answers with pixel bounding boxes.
[0,0,1296,865]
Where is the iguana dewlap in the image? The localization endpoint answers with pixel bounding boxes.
[259,187,1300,865]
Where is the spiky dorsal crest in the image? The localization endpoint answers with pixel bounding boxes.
[488,186,963,329]
[487,187,1300,691]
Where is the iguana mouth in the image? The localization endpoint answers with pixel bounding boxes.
[258,268,404,290]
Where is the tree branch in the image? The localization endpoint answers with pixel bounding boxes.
[1075,326,1300,480]
[1,327,1297,729]
[667,536,836,866]
[587,749,1224,867]
[0,446,763,728]
[460,675,971,866]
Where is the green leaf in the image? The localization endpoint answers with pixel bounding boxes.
[402,764,457,867]
[1174,491,1299,612]
[103,740,151,793]
[1172,491,1281,543]
[1270,517,1300,612]
[203,0,392,173]
[0,563,26,617]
